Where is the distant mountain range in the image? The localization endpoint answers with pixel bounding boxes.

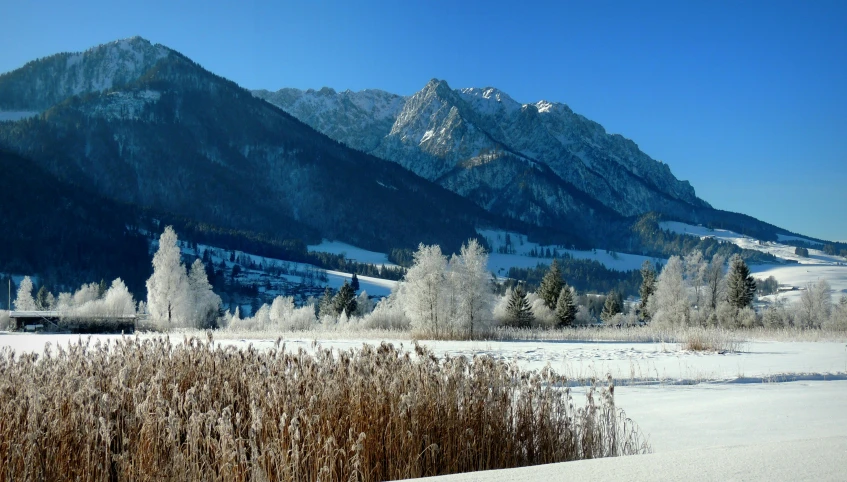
[0,36,832,290]
[254,81,708,227]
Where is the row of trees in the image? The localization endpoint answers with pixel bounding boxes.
[5,275,137,330]
[638,253,757,328]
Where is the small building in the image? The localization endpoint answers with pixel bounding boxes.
[9,311,136,333]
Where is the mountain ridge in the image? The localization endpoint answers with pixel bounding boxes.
[0,37,520,255]
[253,79,710,230]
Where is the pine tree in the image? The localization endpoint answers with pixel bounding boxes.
[36,286,52,311]
[333,280,357,316]
[638,260,656,321]
[555,285,576,327]
[726,255,756,310]
[188,258,222,328]
[601,290,623,323]
[350,273,360,292]
[505,285,534,328]
[538,260,564,310]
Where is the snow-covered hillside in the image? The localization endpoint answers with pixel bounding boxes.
[660,221,847,303]
[155,236,397,312]
[479,229,664,273]
[307,240,398,268]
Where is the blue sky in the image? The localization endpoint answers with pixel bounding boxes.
[2,0,846,241]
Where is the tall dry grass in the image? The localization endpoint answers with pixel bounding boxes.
[0,336,649,481]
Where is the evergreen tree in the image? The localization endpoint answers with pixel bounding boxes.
[555,285,576,327]
[36,286,51,310]
[188,258,222,328]
[505,285,534,328]
[538,259,564,310]
[333,280,357,316]
[601,290,623,323]
[638,260,656,320]
[725,254,756,310]
[350,273,360,292]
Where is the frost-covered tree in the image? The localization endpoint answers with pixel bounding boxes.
[796,279,832,328]
[402,244,448,336]
[638,261,656,321]
[13,276,37,311]
[538,259,563,310]
[505,285,533,328]
[555,285,576,327]
[725,255,756,310]
[355,291,375,317]
[101,278,136,317]
[363,292,409,330]
[146,226,190,326]
[72,282,101,308]
[684,251,707,308]
[704,254,727,312]
[648,256,689,328]
[270,296,295,324]
[454,239,492,337]
[188,258,221,328]
[825,295,847,330]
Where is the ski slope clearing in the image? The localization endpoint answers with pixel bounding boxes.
[659,221,845,266]
[307,239,398,267]
[479,229,665,273]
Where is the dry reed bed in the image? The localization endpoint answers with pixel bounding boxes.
[0,336,649,481]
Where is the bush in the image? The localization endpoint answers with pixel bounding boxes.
[0,337,650,480]
[682,327,745,353]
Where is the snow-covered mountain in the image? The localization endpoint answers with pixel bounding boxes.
[0,38,503,255]
[254,80,710,227]
[0,36,170,112]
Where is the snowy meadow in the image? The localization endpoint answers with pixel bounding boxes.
[3,225,847,480]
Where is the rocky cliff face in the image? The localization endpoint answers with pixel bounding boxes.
[254,79,710,228]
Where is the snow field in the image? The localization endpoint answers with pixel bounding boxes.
[660,221,845,266]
